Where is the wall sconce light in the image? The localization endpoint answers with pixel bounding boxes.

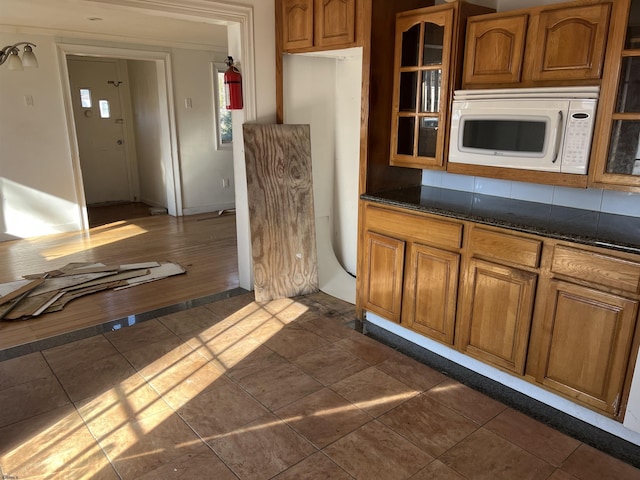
[0,42,38,71]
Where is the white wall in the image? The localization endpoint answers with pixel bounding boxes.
[282,51,361,276]
[0,33,82,242]
[0,0,278,245]
[128,59,166,208]
[172,49,235,214]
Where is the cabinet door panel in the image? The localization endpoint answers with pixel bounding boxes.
[282,0,314,51]
[391,9,453,168]
[463,14,528,86]
[459,259,537,374]
[402,244,460,344]
[315,0,356,48]
[363,232,405,322]
[537,280,638,416]
[531,4,611,81]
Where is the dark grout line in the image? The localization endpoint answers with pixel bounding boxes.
[0,288,250,363]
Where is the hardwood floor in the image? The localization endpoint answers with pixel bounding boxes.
[0,211,239,351]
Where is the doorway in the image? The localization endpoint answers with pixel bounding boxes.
[60,44,182,230]
[67,57,137,207]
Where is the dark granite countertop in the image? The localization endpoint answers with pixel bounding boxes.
[362,186,640,255]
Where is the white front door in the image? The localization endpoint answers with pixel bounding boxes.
[68,57,131,205]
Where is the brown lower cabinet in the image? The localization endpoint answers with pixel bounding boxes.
[359,200,640,419]
[457,258,537,375]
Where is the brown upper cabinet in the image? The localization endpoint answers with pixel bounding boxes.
[280,0,360,53]
[463,1,612,88]
[589,0,640,191]
[390,2,494,169]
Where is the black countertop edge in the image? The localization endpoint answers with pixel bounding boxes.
[361,186,640,256]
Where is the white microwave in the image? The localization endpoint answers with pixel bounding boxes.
[448,87,599,174]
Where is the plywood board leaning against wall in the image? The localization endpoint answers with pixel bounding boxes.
[243,123,319,302]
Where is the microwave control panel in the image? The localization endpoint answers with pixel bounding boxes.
[560,100,597,174]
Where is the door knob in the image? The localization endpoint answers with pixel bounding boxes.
[117,139,123,145]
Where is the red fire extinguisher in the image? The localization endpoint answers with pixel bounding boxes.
[224,56,243,110]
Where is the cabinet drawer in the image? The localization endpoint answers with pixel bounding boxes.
[551,246,640,294]
[470,228,541,268]
[365,206,463,249]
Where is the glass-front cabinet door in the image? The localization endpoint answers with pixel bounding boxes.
[390,9,453,169]
[591,0,640,189]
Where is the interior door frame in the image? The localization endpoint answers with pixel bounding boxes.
[66,55,139,206]
[55,0,257,294]
[59,44,181,226]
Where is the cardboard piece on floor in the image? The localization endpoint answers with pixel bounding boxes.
[113,262,185,290]
[0,278,46,307]
[1,290,63,320]
[44,280,129,313]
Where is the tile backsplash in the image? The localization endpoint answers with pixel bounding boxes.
[422,170,640,218]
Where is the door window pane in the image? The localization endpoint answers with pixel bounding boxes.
[607,120,640,175]
[397,117,415,155]
[399,71,418,111]
[80,88,92,108]
[626,0,640,49]
[423,22,444,65]
[616,56,640,112]
[98,100,110,119]
[420,69,441,113]
[401,24,421,67]
[418,117,438,157]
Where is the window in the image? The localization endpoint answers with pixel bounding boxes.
[80,88,92,108]
[214,63,232,148]
[98,99,110,118]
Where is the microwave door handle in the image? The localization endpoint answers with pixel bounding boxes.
[552,110,563,163]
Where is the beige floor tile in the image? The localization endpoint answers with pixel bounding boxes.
[204,292,255,317]
[273,451,354,479]
[0,405,113,479]
[560,444,640,480]
[176,375,271,440]
[376,351,448,392]
[323,420,433,480]
[296,313,355,342]
[439,428,556,480]
[547,470,580,480]
[105,318,179,353]
[144,354,225,411]
[209,413,316,480]
[379,393,479,457]
[76,372,173,439]
[238,359,323,410]
[121,335,195,374]
[333,334,394,365]
[486,408,581,466]
[425,378,506,424]
[276,387,372,448]
[293,342,370,386]
[0,352,52,390]
[49,351,137,402]
[330,366,420,417]
[0,375,70,428]
[263,323,331,360]
[223,345,290,381]
[43,335,120,369]
[137,445,237,480]
[102,410,206,480]
[187,318,248,349]
[410,460,466,480]
[158,305,221,337]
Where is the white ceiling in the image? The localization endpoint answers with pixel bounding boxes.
[0,0,229,50]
